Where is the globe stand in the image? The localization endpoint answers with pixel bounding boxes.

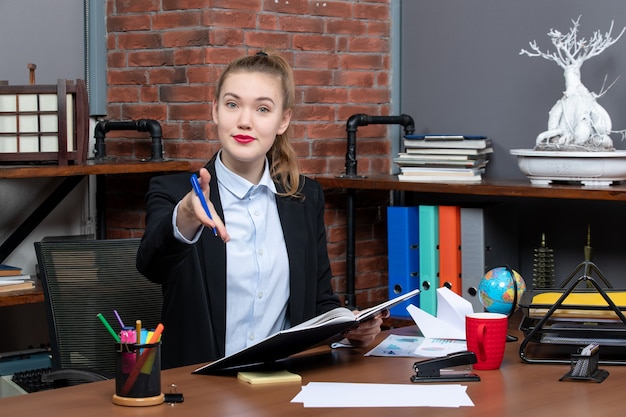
[506,266,519,342]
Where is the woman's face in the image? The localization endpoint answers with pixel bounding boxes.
[212,71,291,180]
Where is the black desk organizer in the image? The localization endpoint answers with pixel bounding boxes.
[518,273,626,366]
[559,346,609,383]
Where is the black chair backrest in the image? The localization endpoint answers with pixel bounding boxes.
[35,238,162,375]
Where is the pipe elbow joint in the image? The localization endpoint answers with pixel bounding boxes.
[137,119,163,140]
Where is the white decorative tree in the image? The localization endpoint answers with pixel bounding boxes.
[520,17,626,151]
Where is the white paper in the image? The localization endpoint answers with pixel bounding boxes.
[407,287,474,340]
[407,305,465,340]
[291,382,474,408]
[0,280,27,285]
[414,338,467,357]
[364,334,424,357]
[436,287,474,335]
[366,334,468,358]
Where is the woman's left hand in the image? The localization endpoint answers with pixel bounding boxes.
[345,309,389,347]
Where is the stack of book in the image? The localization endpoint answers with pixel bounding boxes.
[393,135,493,183]
[0,264,34,293]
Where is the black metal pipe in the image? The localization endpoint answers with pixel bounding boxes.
[93,119,164,161]
[340,114,415,309]
[345,188,356,308]
[343,114,415,178]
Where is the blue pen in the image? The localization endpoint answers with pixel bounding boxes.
[190,174,218,236]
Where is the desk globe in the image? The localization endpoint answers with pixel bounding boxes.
[478,267,526,315]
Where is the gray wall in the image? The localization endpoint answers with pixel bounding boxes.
[399,1,626,287]
[0,0,87,354]
[400,0,626,179]
[0,0,84,84]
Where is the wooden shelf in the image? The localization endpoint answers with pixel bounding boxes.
[315,173,626,308]
[0,282,44,308]
[0,158,192,308]
[313,174,626,202]
[0,158,191,179]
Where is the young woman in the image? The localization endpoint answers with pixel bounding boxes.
[136,51,382,369]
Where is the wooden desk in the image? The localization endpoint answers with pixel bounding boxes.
[1,325,623,416]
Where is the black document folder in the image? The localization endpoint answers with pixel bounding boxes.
[193,288,420,374]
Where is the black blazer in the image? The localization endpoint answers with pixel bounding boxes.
[136,158,340,369]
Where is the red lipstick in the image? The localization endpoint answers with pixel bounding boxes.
[233,135,255,144]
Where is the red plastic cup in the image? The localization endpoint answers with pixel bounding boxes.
[465,312,508,370]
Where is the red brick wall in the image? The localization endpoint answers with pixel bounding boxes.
[103,0,392,308]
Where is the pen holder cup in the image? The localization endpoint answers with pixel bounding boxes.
[112,342,164,406]
[559,348,609,383]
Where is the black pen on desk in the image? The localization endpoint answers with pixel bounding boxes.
[190,174,218,236]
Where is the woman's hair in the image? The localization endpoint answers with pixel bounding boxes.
[215,51,303,198]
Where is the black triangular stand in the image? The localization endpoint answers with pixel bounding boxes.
[519,273,626,365]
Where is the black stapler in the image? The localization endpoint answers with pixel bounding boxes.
[411,351,481,383]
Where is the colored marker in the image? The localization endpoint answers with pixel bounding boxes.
[135,319,142,345]
[113,310,125,328]
[140,325,163,374]
[97,313,121,343]
[190,174,218,236]
[147,323,164,344]
[121,323,165,395]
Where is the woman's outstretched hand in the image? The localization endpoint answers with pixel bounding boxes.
[178,168,230,242]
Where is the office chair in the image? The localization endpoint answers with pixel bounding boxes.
[34,237,163,386]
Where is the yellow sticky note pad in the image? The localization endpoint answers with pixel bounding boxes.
[237,370,302,385]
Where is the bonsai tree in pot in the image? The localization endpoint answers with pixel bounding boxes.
[520,16,626,151]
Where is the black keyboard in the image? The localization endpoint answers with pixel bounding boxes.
[11,367,55,393]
